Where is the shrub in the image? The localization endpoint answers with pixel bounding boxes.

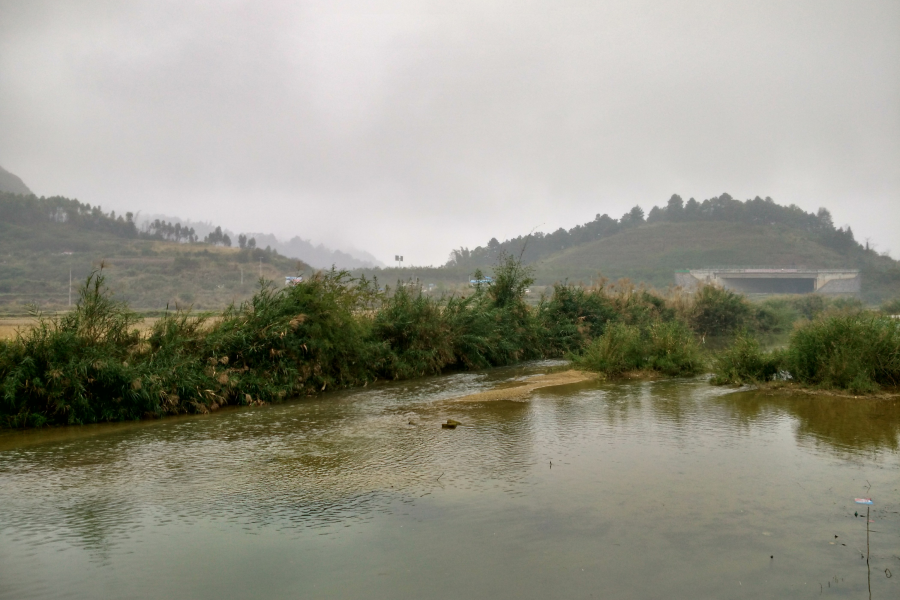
[0,271,155,426]
[643,320,706,376]
[372,284,454,378]
[791,294,826,320]
[752,298,800,335]
[785,314,900,393]
[537,283,619,354]
[574,322,643,375]
[711,331,783,385]
[690,285,752,337]
[574,319,704,377]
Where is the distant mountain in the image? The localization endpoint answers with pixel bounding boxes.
[0,165,32,195]
[139,214,383,270]
[244,233,384,270]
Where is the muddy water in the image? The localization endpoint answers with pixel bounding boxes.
[1,362,898,599]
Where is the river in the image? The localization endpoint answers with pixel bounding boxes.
[1,361,898,599]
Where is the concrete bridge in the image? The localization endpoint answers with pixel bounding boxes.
[675,268,860,295]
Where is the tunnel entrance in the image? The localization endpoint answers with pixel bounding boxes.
[675,268,861,296]
[719,277,816,294]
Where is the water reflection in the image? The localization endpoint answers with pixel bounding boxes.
[0,366,898,600]
[718,389,900,455]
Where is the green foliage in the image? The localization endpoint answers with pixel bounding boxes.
[785,314,900,393]
[0,271,155,427]
[712,314,900,393]
[574,322,643,375]
[487,252,535,309]
[690,285,752,337]
[372,284,453,379]
[0,255,545,427]
[711,331,783,385]
[9,252,893,429]
[574,320,704,377]
[751,301,798,335]
[790,294,827,320]
[537,283,618,354]
[447,193,861,270]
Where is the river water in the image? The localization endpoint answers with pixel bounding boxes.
[1,362,898,599]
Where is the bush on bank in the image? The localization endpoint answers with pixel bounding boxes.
[573,320,704,377]
[710,314,900,393]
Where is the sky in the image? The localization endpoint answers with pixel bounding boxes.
[1,0,898,266]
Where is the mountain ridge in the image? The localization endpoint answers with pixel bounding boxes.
[0,165,33,195]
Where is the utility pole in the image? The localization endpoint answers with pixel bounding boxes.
[259,258,262,278]
[68,269,72,307]
[240,267,243,285]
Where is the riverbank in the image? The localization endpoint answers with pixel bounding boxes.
[731,381,900,400]
[0,257,706,427]
[2,257,898,428]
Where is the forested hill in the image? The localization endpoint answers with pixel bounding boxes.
[447,194,858,268]
[443,194,900,302]
[0,192,307,312]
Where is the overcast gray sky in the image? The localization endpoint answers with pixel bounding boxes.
[1,0,898,265]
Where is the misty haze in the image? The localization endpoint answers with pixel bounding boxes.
[1,2,898,599]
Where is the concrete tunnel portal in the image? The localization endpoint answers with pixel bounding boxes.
[675,268,860,296]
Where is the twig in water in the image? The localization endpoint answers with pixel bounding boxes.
[866,505,871,600]
[436,472,444,482]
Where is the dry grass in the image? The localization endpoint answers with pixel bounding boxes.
[0,316,164,339]
[0,318,33,339]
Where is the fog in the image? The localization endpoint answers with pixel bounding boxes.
[1,0,897,265]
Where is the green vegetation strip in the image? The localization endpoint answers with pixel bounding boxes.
[2,255,898,428]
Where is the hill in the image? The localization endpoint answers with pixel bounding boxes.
[241,232,384,269]
[445,194,900,302]
[0,165,32,195]
[0,192,309,314]
[535,221,899,293]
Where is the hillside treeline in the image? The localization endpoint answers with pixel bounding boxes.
[0,192,242,247]
[0,192,141,238]
[448,193,857,267]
